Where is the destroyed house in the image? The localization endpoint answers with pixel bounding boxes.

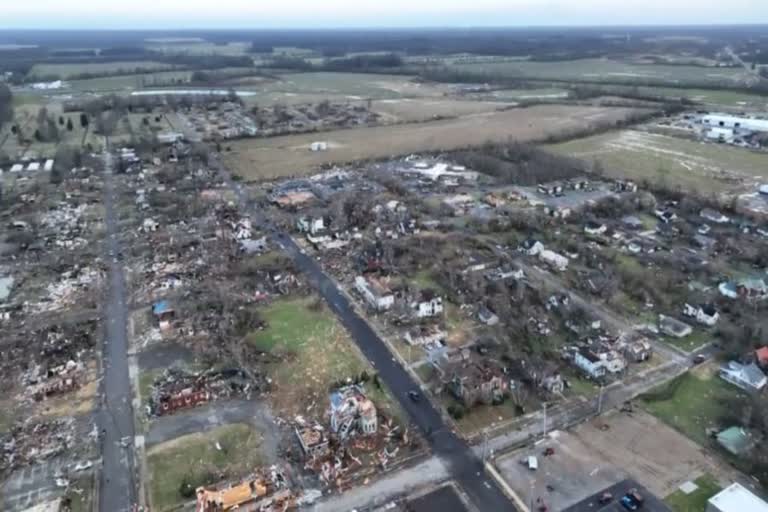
[659,315,693,338]
[355,275,394,311]
[701,208,730,224]
[195,467,291,512]
[584,221,607,235]
[572,347,626,380]
[295,426,330,459]
[412,295,443,318]
[683,303,719,326]
[624,339,653,363]
[443,358,509,407]
[329,385,377,440]
[404,325,446,346]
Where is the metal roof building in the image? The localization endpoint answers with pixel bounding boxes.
[707,483,768,512]
[703,114,768,133]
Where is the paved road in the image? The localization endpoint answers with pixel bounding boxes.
[725,46,765,86]
[99,149,138,512]
[213,157,516,512]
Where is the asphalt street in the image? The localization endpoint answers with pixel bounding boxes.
[99,148,138,512]
[215,157,517,511]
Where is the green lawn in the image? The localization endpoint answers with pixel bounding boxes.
[663,330,712,353]
[250,296,402,420]
[641,370,748,447]
[146,423,265,512]
[248,296,337,353]
[665,474,722,512]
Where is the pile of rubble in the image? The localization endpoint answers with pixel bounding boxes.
[1,418,76,476]
[22,360,85,403]
[28,266,102,313]
[195,465,298,512]
[40,203,90,249]
[147,367,255,417]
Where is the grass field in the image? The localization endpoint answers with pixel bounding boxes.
[229,72,456,105]
[28,61,178,79]
[548,129,768,195]
[641,367,748,447]
[371,98,509,122]
[665,473,722,512]
[225,105,643,180]
[146,423,266,511]
[448,58,749,86]
[629,86,768,108]
[249,296,400,419]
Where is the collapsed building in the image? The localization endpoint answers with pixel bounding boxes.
[195,466,295,512]
[147,367,253,417]
[329,385,378,441]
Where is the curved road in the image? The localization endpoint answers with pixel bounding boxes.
[214,157,516,511]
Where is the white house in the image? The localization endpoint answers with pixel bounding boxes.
[573,349,626,379]
[355,276,394,312]
[43,159,54,172]
[720,361,767,393]
[520,239,544,256]
[683,303,719,326]
[539,250,569,272]
[412,297,443,318]
[573,350,607,379]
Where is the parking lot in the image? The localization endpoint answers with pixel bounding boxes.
[494,409,741,510]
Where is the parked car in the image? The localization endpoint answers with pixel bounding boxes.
[620,489,644,510]
[407,390,421,402]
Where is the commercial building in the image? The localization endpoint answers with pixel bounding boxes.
[703,114,768,133]
[707,483,768,512]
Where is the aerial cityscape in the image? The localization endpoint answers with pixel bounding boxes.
[2,6,768,512]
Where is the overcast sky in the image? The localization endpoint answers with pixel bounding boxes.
[2,0,767,29]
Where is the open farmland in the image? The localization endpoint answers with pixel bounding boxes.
[28,61,179,79]
[612,85,768,109]
[548,129,768,195]
[232,72,456,104]
[225,104,645,180]
[371,98,510,122]
[144,41,251,56]
[447,58,750,86]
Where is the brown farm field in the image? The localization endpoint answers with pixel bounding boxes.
[225,105,645,180]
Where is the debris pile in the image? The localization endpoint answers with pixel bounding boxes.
[1,418,76,476]
[195,465,297,512]
[147,367,254,417]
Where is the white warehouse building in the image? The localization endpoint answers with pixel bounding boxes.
[707,483,768,512]
[702,114,768,133]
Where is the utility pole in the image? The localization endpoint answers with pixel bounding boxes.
[542,403,548,438]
